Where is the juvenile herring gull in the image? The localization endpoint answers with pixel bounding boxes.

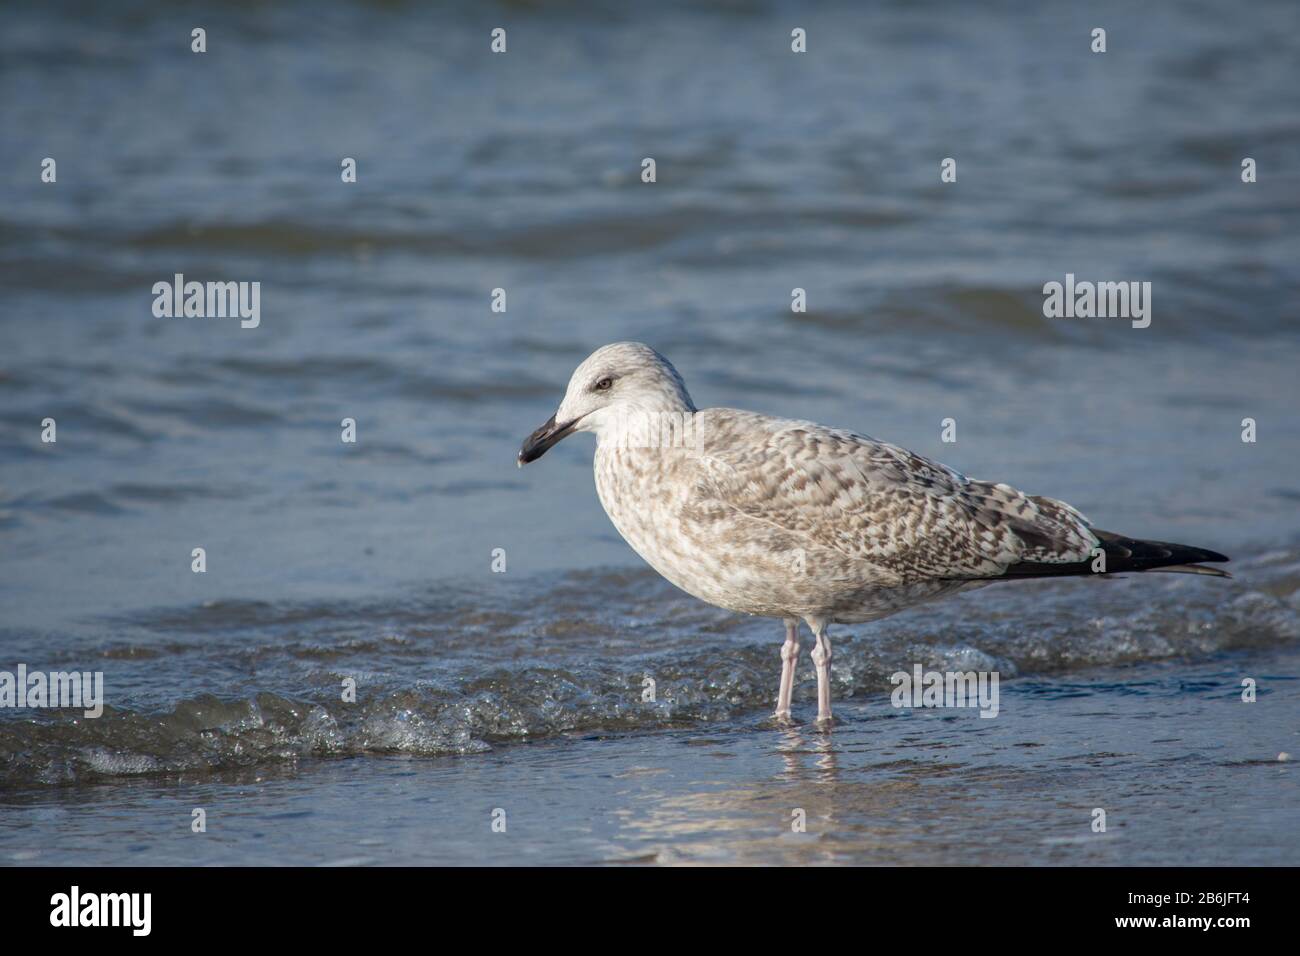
[518,342,1229,723]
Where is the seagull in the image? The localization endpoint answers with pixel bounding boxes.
[518,342,1229,724]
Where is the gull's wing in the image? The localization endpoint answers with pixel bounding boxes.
[686,408,1098,586]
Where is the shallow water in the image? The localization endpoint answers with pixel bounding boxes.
[2,0,1300,864]
[4,643,1297,866]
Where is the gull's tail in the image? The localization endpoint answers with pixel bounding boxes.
[999,530,1231,580]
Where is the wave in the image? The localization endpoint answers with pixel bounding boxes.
[2,547,1298,787]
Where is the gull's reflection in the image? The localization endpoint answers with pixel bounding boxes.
[773,723,839,781]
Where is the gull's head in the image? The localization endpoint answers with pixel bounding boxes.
[518,342,696,466]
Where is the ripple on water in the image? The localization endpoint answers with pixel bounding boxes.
[1,549,1297,787]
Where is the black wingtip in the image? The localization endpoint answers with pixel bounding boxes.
[1093,531,1230,570]
[997,531,1231,580]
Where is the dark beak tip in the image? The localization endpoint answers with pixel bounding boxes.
[519,413,573,467]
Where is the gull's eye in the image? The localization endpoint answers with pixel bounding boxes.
[593,377,614,391]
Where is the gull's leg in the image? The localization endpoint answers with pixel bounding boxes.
[809,618,833,724]
[774,618,801,720]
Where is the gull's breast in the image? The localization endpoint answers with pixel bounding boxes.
[593,446,700,588]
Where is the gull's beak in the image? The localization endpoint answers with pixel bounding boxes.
[518,413,577,466]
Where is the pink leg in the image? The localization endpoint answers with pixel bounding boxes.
[810,619,833,724]
[774,619,800,719]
